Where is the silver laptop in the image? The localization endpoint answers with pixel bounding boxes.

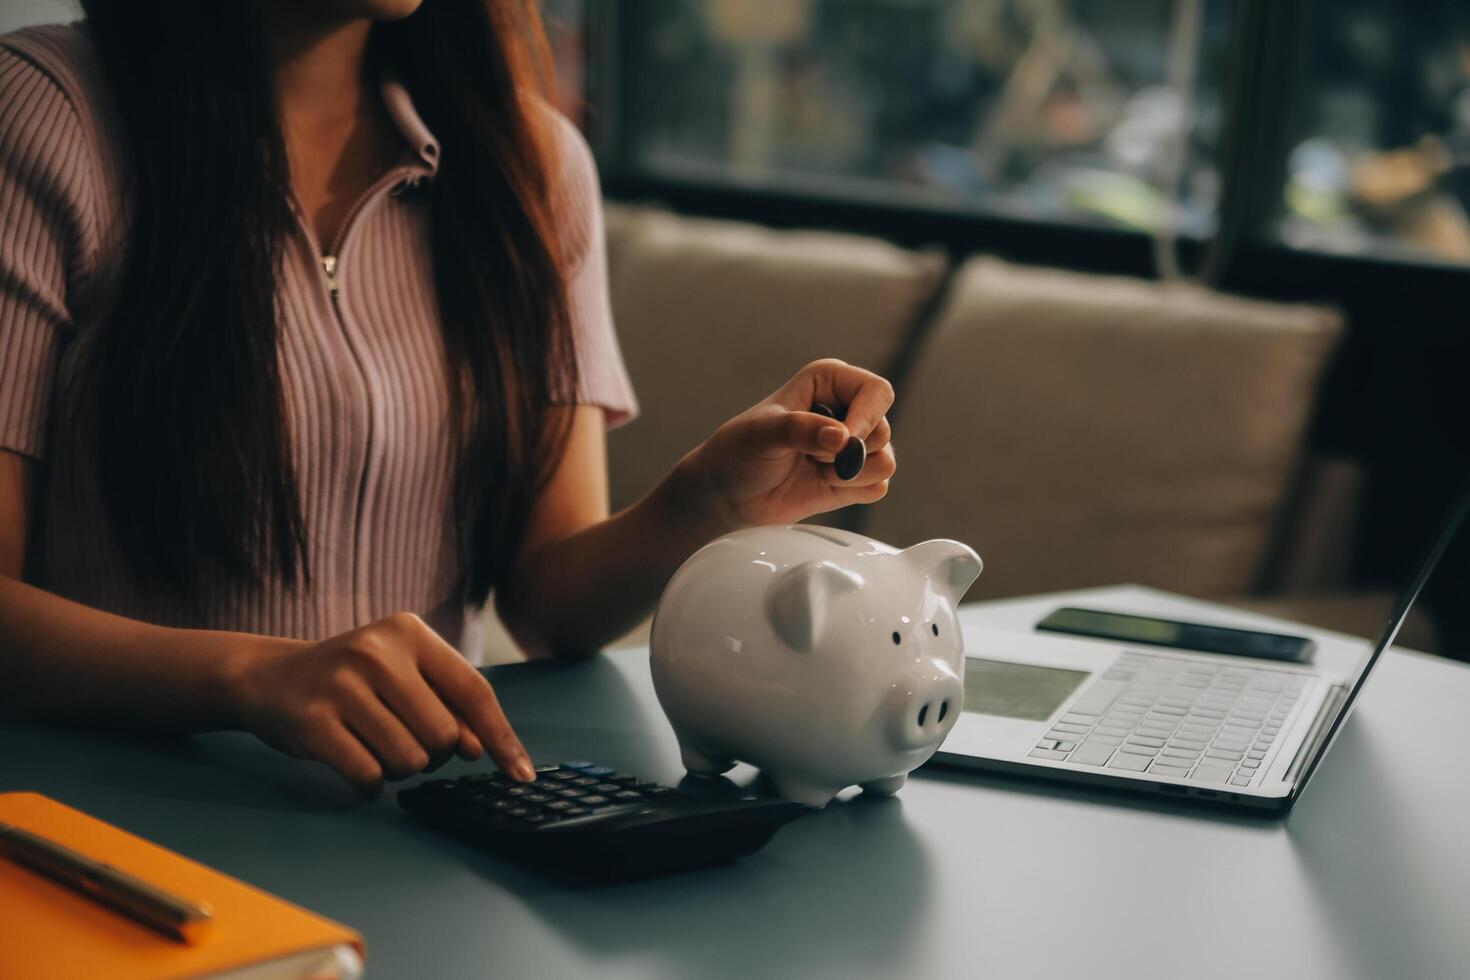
[935,479,1470,812]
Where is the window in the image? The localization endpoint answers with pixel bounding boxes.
[1278,0,1470,264]
[609,0,1230,237]
[576,1,1470,270]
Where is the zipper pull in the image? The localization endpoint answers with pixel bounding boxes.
[322,254,340,297]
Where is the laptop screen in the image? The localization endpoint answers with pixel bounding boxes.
[1292,476,1470,799]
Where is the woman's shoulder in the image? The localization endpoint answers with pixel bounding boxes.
[0,22,118,179]
[1,24,120,303]
[538,104,603,269]
[544,106,597,193]
[1,23,107,116]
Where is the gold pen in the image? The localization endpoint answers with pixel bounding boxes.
[0,820,213,943]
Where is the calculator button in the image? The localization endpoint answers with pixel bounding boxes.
[507,786,533,797]
[545,800,574,811]
[553,787,585,799]
[507,806,535,817]
[561,761,595,770]
[482,799,514,811]
[581,794,610,805]
[593,783,621,793]
[520,813,549,824]
[560,806,588,817]
[545,803,645,827]
[582,766,616,777]
[523,792,553,803]
[571,776,598,787]
[609,774,639,786]
[612,790,642,801]
[546,770,578,782]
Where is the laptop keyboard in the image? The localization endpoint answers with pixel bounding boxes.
[1028,652,1308,787]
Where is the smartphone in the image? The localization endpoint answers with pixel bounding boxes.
[1035,607,1316,663]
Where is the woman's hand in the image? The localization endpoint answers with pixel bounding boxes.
[683,358,897,529]
[229,613,535,797]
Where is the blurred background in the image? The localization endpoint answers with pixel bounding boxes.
[561,0,1470,659]
[557,0,1470,264]
[3,0,1466,659]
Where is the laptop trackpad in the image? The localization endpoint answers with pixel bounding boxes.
[963,657,1090,721]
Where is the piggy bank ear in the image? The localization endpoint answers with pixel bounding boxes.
[903,539,983,604]
[769,560,864,651]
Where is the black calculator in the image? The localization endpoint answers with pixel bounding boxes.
[398,761,806,881]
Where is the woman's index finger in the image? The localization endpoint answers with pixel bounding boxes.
[417,637,534,780]
[840,374,895,441]
[781,361,895,438]
[805,365,893,441]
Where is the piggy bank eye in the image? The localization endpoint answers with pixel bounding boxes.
[891,631,901,646]
[931,623,939,637]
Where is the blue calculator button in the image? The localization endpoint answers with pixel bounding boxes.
[582,766,615,777]
[561,761,595,770]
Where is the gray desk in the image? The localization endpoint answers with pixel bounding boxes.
[3,586,1468,979]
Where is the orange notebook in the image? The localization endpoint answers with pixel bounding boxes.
[0,792,363,979]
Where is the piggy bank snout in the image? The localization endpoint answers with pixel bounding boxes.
[886,668,964,752]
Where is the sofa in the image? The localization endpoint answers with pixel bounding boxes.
[477,202,1435,663]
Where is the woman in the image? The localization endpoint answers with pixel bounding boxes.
[0,1,896,797]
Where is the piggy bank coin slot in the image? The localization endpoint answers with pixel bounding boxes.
[788,525,851,548]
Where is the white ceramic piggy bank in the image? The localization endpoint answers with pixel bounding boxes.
[650,525,982,807]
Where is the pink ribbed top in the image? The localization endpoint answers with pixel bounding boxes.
[0,25,638,652]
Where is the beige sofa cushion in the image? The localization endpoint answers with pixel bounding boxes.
[865,257,1343,600]
[602,204,946,511]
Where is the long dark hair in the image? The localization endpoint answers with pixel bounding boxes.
[77,0,577,606]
